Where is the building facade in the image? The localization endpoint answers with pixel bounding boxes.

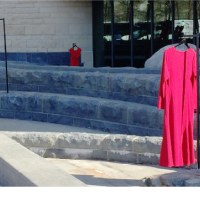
[0,0,200,68]
[93,0,200,68]
[0,1,93,67]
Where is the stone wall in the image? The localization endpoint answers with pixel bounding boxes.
[0,1,93,67]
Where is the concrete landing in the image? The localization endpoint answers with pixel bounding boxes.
[46,158,184,187]
[0,133,86,186]
[0,118,105,133]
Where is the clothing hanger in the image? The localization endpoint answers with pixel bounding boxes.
[175,38,190,49]
[73,43,78,50]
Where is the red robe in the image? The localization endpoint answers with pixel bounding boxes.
[158,46,197,167]
[69,47,82,66]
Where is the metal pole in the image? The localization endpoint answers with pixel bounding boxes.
[196,32,200,169]
[111,1,114,68]
[172,0,175,44]
[3,18,8,93]
[130,1,133,67]
[150,1,154,56]
[194,2,197,44]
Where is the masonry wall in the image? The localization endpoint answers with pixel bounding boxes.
[0,1,93,67]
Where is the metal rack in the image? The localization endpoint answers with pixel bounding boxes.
[0,18,8,93]
[184,33,200,168]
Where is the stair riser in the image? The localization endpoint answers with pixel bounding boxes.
[0,83,158,106]
[0,91,163,136]
[0,92,163,130]
[0,68,160,105]
[0,109,163,137]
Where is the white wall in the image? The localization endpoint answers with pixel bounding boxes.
[0,1,93,67]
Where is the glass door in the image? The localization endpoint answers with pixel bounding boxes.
[174,0,193,43]
[103,0,112,67]
[132,0,151,67]
[153,0,172,53]
[113,1,131,67]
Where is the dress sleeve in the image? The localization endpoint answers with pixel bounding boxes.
[69,48,73,53]
[192,53,197,109]
[77,48,82,58]
[157,50,170,109]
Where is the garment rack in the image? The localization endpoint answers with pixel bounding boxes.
[0,18,8,93]
[183,33,200,169]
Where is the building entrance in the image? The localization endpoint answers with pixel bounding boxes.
[93,0,199,68]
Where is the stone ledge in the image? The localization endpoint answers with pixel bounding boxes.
[3,131,196,154]
[2,131,138,151]
[0,61,162,74]
[0,133,86,186]
[0,131,164,165]
[1,131,197,165]
[0,91,163,136]
[140,168,200,187]
[28,147,158,164]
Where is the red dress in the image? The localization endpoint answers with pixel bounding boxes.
[158,46,197,167]
[69,47,82,66]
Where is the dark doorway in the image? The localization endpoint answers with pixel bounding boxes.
[93,0,197,68]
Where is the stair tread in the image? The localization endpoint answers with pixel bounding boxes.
[0,90,158,109]
[0,61,162,74]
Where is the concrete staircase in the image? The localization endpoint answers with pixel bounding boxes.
[0,62,163,137]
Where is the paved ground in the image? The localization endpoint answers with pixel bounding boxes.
[0,118,198,187]
[0,118,105,134]
[46,158,183,187]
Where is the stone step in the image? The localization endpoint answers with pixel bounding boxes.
[0,91,163,136]
[0,61,162,74]
[0,65,160,106]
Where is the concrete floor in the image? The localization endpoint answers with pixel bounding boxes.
[46,158,183,187]
[0,118,106,134]
[0,118,184,187]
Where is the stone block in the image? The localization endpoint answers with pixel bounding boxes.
[17,85,38,92]
[43,148,107,160]
[1,95,27,111]
[101,135,135,151]
[39,85,67,94]
[66,88,99,98]
[7,53,18,61]
[25,25,55,35]
[32,113,47,122]
[8,70,30,84]
[81,51,93,63]
[99,101,128,124]
[89,120,119,133]
[69,24,92,35]
[185,178,200,186]
[12,40,27,48]
[128,104,160,129]
[96,74,110,91]
[55,24,69,36]
[57,98,98,119]
[27,95,43,112]
[48,114,74,126]
[10,134,58,149]
[17,53,28,61]
[42,40,64,48]
[30,71,51,85]
[56,133,105,149]
[73,115,92,127]
[89,149,107,160]
[27,40,43,48]
[0,109,14,119]
[4,25,25,36]
[43,96,59,114]
[109,74,125,93]
[107,150,137,163]
[31,53,48,65]
[14,111,32,120]
[132,137,162,154]
[73,72,97,90]
[137,153,160,165]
